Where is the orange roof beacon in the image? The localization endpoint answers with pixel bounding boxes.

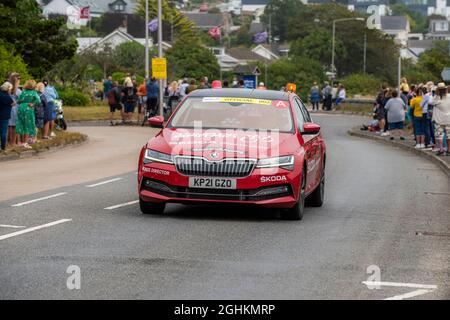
[286,83,297,93]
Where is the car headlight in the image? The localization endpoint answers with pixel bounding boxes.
[143,149,173,164]
[256,155,294,171]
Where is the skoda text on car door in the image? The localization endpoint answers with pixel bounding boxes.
[138,89,326,220]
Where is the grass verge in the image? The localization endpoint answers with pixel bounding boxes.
[334,102,374,115]
[1,130,88,158]
[65,105,140,121]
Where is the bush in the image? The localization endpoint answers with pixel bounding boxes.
[0,42,30,81]
[112,72,126,83]
[341,74,382,97]
[59,88,90,106]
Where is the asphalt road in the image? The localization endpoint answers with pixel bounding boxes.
[0,114,449,300]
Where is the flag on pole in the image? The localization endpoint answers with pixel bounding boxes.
[149,18,158,32]
[253,31,268,44]
[208,26,221,39]
[80,6,90,20]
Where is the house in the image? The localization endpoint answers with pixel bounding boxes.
[41,0,139,18]
[183,13,232,34]
[408,39,438,57]
[209,47,241,71]
[426,15,450,40]
[77,27,172,54]
[241,0,268,14]
[347,0,389,15]
[379,16,410,46]
[427,0,450,17]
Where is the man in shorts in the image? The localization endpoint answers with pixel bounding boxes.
[107,81,124,126]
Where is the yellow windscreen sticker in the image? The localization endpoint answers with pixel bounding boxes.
[203,97,272,105]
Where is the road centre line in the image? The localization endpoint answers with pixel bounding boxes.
[86,178,123,188]
[0,225,26,229]
[0,219,72,241]
[104,200,139,210]
[11,193,67,207]
[384,289,433,300]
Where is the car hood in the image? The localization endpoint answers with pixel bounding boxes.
[147,128,299,160]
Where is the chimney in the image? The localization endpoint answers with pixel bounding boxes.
[119,15,128,34]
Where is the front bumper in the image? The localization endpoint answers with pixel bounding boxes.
[138,163,300,208]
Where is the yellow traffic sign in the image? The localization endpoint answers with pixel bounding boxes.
[152,58,167,79]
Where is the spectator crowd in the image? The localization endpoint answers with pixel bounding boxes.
[366,78,450,156]
[0,72,60,153]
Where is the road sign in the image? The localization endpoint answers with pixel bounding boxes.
[441,67,450,81]
[152,58,167,79]
[243,75,256,89]
[252,66,261,76]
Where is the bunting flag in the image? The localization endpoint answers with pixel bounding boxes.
[80,6,90,20]
[208,26,221,39]
[149,18,158,32]
[253,31,268,44]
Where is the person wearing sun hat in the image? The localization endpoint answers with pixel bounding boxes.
[431,82,450,156]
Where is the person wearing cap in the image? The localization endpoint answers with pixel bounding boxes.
[257,82,266,90]
[122,78,137,123]
[431,82,450,156]
[410,88,425,149]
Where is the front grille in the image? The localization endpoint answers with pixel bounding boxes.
[174,157,256,177]
[142,178,292,201]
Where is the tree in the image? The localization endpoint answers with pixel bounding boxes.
[285,3,399,83]
[261,0,305,42]
[113,42,147,75]
[405,48,450,83]
[290,28,347,68]
[135,0,196,39]
[0,0,77,78]
[165,39,220,80]
[0,43,30,81]
[267,57,325,101]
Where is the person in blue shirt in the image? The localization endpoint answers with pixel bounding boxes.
[43,80,59,138]
[146,77,159,117]
[0,82,15,152]
[103,76,112,100]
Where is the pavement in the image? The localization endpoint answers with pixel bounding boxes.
[0,114,449,299]
[348,126,450,177]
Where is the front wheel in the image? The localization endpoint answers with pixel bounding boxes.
[280,171,306,221]
[139,198,166,215]
[306,171,325,207]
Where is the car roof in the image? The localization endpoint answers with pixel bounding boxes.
[188,88,291,101]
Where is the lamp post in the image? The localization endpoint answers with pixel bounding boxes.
[157,0,163,117]
[145,0,149,79]
[331,17,365,77]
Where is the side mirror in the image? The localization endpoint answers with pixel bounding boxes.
[149,116,164,128]
[302,122,321,135]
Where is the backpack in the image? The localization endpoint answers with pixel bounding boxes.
[107,89,117,105]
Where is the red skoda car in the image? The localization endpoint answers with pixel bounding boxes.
[138,89,326,220]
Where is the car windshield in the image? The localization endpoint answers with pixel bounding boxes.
[168,97,294,132]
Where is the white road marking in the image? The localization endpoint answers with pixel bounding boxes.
[104,200,139,210]
[384,289,433,300]
[362,281,437,300]
[86,178,122,188]
[0,219,72,241]
[362,281,437,290]
[11,192,67,207]
[0,224,26,229]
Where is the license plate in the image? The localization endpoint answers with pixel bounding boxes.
[189,177,237,189]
